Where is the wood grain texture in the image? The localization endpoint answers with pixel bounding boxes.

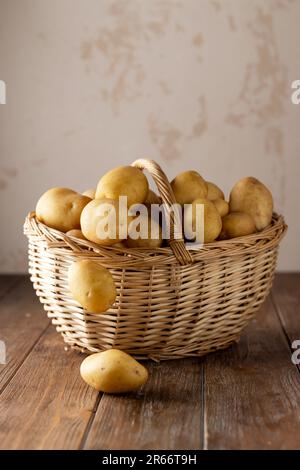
[84,358,203,450]
[272,273,300,344]
[0,277,50,393]
[204,296,300,450]
[0,325,100,449]
[1,275,300,450]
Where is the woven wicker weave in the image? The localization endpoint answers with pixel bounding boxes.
[24,159,287,360]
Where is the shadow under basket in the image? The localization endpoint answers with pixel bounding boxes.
[24,159,287,361]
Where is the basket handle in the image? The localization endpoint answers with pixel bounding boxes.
[131,158,193,265]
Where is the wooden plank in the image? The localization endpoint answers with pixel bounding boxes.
[0,325,100,449]
[272,273,300,344]
[0,276,50,392]
[204,296,300,449]
[84,358,203,450]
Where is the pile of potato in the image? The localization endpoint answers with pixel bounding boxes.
[36,165,273,246]
[35,165,274,316]
[35,165,273,394]
[171,171,273,243]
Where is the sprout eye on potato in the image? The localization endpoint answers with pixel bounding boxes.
[68,259,117,313]
[80,349,149,393]
[36,187,91,232]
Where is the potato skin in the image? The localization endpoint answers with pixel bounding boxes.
[81,198,134,246]
[68,259,116,313]
[80,349,149,393]
[144,189,162,205]
[184,197,222,243]
[82,188,96,199]
[125,215,162,249]
[213,198,229,218]
[171,171,208,205]
[96,166,149,207]
[229,177,273,231]
[206,181,225,201]
[36,187,91,232]
[66,229,86,240]
[219,212,256,240]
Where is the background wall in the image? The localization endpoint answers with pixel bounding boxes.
[0,0,299,272]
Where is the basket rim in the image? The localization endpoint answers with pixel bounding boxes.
[24,212,287,267]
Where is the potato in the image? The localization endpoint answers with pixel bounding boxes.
[170,170,208,205]
[66,229,87,240]
[206,181,225,201]
[68,259,116,313]
[229,177,273,230]
[96,166,149,207]
[213,198,229,218]
[219,212,256,240]
[144,189,162,205]
[80,349,148,393]
[36,187,91,232]
[82,188,96,199]
[126,214,162,249]
[81,198,134,246]
[184,198,222,243]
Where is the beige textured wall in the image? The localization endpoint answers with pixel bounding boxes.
[0,0,299,272]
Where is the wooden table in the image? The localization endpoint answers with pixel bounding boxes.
[0,273,299,450]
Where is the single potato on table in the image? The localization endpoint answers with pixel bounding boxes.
[206,181,225,201]
[68,259,116,313]
[80,349,149,393]
[213,198,229,218]
[219,212,256,240]
[229,177,273,231]
[36,187,91,232]
[171,170,208,205]
[184,198,222,243]
[125,214,162,249]
[96,165,149,207]
[81,198,134,246]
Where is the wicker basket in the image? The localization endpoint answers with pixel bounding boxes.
[24,159,287,360]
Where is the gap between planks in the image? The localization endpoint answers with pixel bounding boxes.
[0,276,204,450]
[0,276,51,394]
[204,275,300,450]
[83,359,204,450]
